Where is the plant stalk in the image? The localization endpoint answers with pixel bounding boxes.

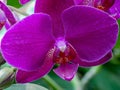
[42,75,64,90]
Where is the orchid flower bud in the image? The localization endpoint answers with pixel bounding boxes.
[0,67,15,89]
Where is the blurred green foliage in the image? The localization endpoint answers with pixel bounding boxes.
[114,20,120,48]
[7,0,22,8]
[32,71,75,90]
[85,62,120,90]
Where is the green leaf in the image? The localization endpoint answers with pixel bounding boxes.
[114,20,120,49]
[7,0,22,8]
[85,62,120,90]
[114,32,120,49]
[5,83,48,90]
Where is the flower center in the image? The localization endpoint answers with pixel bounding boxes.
[94,0,115,11]
[53,38,76,64]
[0,21,5,28]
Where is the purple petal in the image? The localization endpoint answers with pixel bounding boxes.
[73,51,112,67]
[74,0,83,4]
[16,48,55,83]
[5,21,11,29]
[53,63,79,81]
[34,0,74,15]
[0,10,6,30]
[62,6,118,62]
[0,1,16,25]
[19,0,30,5]
[109,0,120,19]
[34,0,74,38]
[74,0,93,5]
[1,13,54,71]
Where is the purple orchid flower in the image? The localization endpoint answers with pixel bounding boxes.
[74,0,120,19]
[0,1,17,30]
[109,0,120,19]
[19,0,30,5]
[0,0,118,83]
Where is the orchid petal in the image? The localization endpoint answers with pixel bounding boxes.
[0,1,16,25]
[74,0,93,5]
[16,48,54,83]
[54,63,79,81]
[34,0,74,15]
[73,51,112,67]
[34,0,74,38]
[74,0,83,4]
[5,21,10,29]
[62,6,118,62]
[19,0,30,5]
[109,0,120,19]
[1,13,54,71]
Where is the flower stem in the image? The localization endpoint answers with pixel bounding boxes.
[72,75,81,90]
[80,66,101,90]
[42,75,64,90]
